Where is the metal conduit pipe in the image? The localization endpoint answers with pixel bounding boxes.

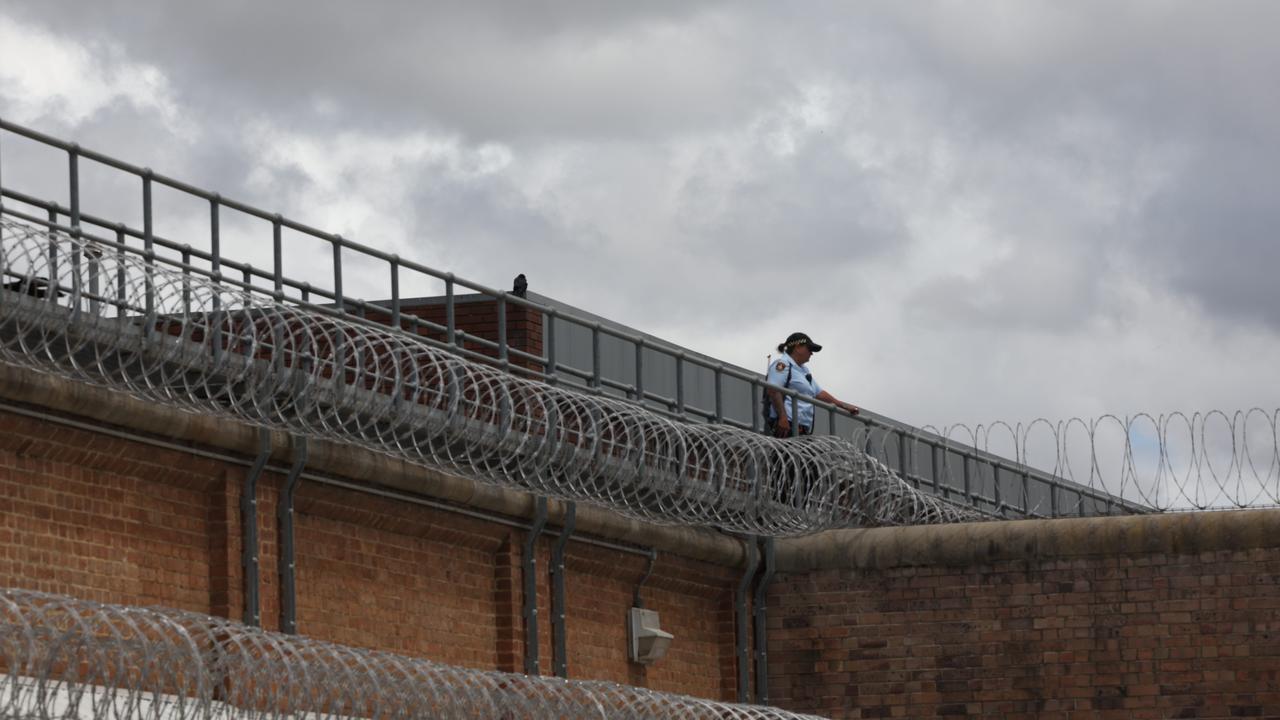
[550,501,575,679]
[753,537,777,705]
[241,427,271,627]
[523,496,549,675]
[631,549,658,610]
[278,436,308,634]
[734,538,758,704]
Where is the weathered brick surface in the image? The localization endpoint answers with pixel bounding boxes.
[0,414,221,612]
[769,548,1280,719]
[561,543,739,699]
[291,482,508,669]
[0,407,741,700]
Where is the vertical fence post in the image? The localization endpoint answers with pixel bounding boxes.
[389,256,401,331]
[209,198,222,362]
[1021,470,1031,517]
[634,338,645,405]
[675,353,685,417]
[67,147,81,300]
[899,430,916,488]
[992,462,1004,516]
[498,295,509,370]
[114,225,126,316]
[714,366,724,423]
[331,235,344,313]
[272,216,283,301]
[963,454,973,508]
[141,170,154,317]
[445,274,456,346]
[931,443,942,497]
[751,380,762,433]
[591,324,601,390]
[181,245,191,315]
[544,308,556,384]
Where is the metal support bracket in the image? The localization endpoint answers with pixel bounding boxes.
[734,537,759,704]
[240,427,271,627]
[550,501,576,678]
[522,495,549,675]
[277,435,308,634]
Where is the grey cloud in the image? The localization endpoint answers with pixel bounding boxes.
[1137,139,1280,330]
[4,0,1280,422]
[3,0,759,142]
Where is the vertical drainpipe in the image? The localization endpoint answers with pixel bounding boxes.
[550,501,576,678]
[735,537,759,703]
[753,537,777,704]
[241,427,271,627]
[632,549,657,609]
[523,496,549,675]
[277,436,308,634]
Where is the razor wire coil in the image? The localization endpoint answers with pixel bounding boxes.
[920,412,1280,513]
[0,217,980,536]
[0,589,829,720]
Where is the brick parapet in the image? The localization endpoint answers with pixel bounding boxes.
[769,511,1280,718]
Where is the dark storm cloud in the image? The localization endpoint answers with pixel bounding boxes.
[2,0,758,141]
[3,0,1280,421]
[1139,139,1280,330]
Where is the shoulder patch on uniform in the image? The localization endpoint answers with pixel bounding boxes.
[774,361,786,372]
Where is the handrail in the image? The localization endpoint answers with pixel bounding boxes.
[0,117,1145,519]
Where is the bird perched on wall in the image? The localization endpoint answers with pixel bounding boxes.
[512,273,528,298]
[2,276,63,298]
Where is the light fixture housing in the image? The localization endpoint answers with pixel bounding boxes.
[628,607,674,665]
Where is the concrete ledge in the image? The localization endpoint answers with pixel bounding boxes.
[17,361,1276,576]
[775,508,1280,572]
[0,362,746,568]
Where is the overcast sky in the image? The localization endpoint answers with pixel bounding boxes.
[2,0,1279,435]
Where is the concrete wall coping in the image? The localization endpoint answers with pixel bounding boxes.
[775,507,1280,572]
[9,363,1277,575]
[0,363,746,567]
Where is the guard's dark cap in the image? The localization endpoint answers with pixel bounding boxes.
[783,332,822,352]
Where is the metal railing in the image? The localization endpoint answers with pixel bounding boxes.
[0,117,1139,520]
[0,216,980,534]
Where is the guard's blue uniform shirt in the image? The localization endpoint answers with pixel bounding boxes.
[765,353,822,429]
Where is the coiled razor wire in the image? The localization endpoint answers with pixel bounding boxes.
[921,412,1280,513]
[0,589,829,720]
[0,217,979,535]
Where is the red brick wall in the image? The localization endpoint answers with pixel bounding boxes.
[0,413,223,612]
[769,546,1280,719]
[0,407,743,700]
[291,482,509,669]
[366,297,546,374]
[562,542,739,698]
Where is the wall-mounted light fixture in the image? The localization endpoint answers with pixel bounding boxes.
[628,607,673,665]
